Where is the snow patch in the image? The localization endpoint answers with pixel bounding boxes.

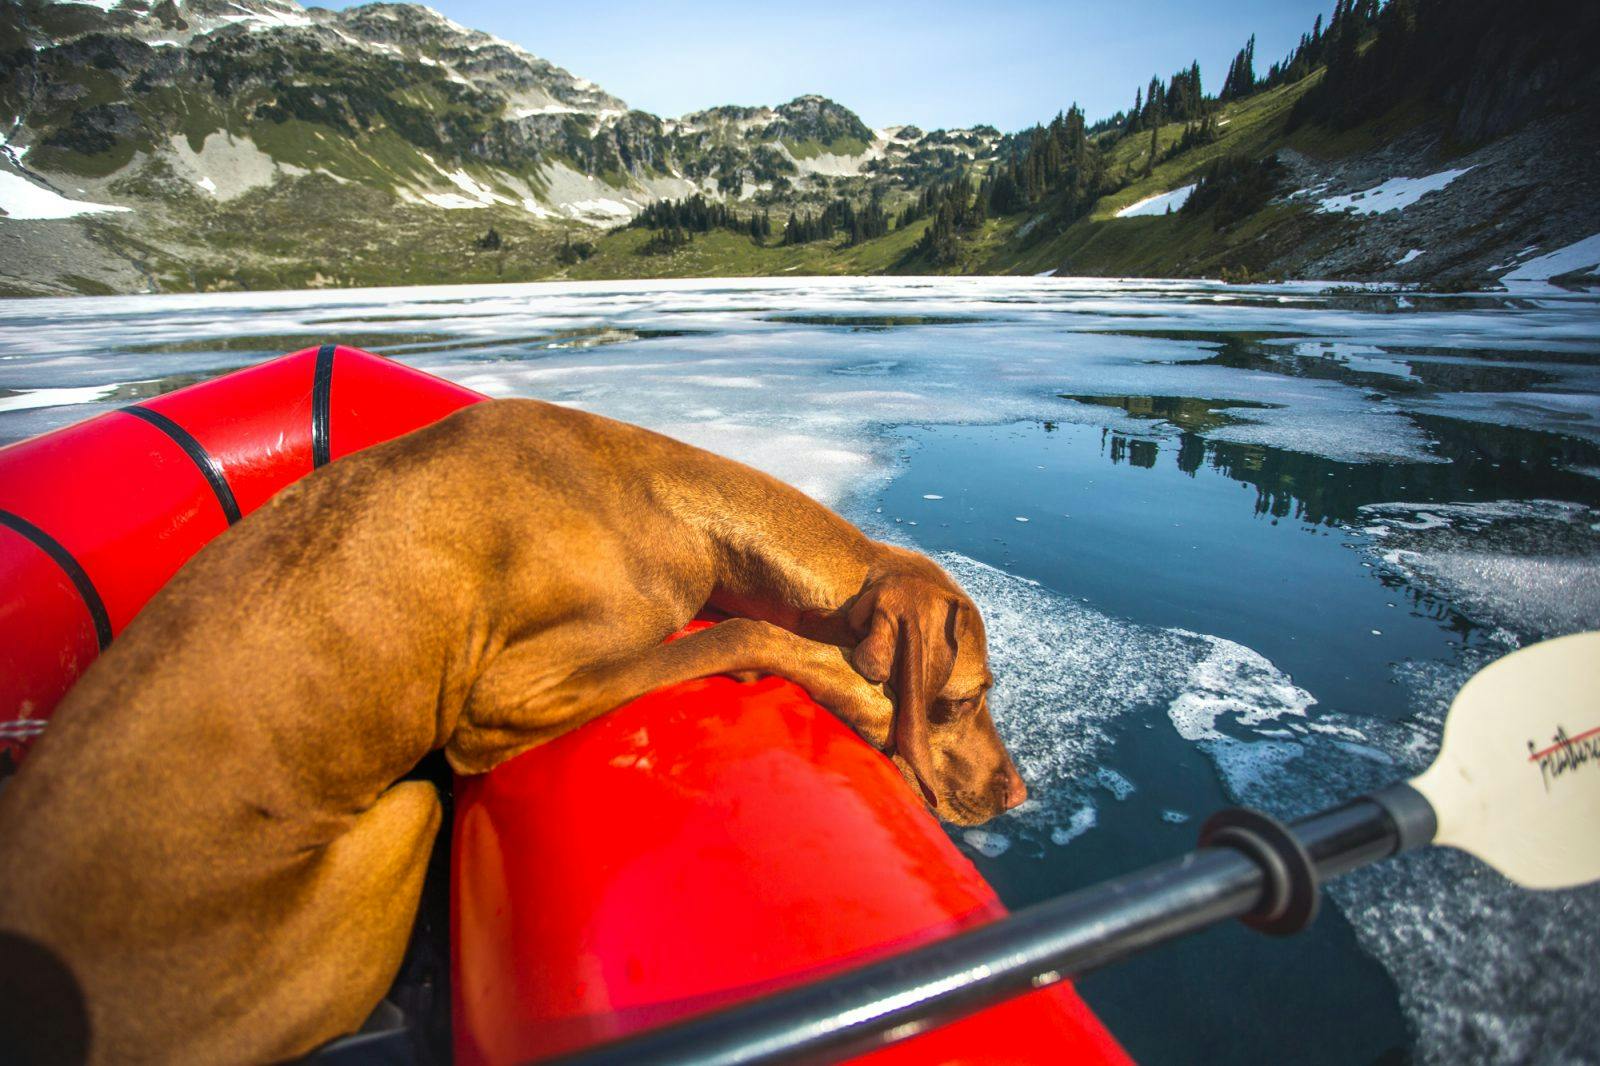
[1501,231,1600,286]
[1317,167,1475,216]
[0,170,129,220]
[1115,184,1195,218]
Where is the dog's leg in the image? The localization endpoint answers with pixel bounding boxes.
[451,619,893,773]
[185,780,442,1064]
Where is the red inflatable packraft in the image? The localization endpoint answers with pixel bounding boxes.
[0,346,1128,1064]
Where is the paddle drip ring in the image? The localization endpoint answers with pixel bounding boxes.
[1198,806,1320,936]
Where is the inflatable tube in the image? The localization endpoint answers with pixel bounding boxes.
[0,345,482,754]
[1,348,1127,1062]
[451,619,1129,1065]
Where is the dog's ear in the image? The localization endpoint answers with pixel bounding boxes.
[848,584,897,683]
[892,595,959,805]
[852,582,958,805]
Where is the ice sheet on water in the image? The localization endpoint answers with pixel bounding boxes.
[1217,651,1600,1065]
[935,540,1596,1060]
[1358,499,1600,637]
[4,276,1594,481]
[924,552,1315,845]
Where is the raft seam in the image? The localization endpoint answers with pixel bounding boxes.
[0,509,113,652]
[312,344,335,468]
[122,406,242,525]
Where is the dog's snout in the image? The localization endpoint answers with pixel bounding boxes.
[998,766,1027,811]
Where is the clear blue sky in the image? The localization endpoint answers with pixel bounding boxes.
[317,0,1331,131]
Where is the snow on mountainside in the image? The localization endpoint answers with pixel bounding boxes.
[0,0,985,231]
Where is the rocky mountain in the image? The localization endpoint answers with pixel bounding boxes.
[0,0,1005,292]
[0,0,1595,296]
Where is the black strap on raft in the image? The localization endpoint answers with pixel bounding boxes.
[312,343,336,469]
[122,405,242,525]
[0,509,113,652]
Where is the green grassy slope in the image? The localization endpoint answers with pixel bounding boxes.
[578,70,1344,283]
[564,217,933,281]
[985,74,1335,279]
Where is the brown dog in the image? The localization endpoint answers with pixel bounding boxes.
[0,398,1026,1063]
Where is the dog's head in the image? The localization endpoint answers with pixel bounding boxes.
[848,566,1026,826]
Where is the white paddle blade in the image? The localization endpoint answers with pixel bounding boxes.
[1410,631,1600,890]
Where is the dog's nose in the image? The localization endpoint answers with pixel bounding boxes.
[999,768,1028,811]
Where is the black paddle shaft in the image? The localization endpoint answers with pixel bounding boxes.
[545,784,1435,1066]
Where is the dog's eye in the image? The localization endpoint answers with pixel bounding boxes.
[932,696,978,723]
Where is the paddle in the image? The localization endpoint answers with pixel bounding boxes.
[554,632,1600,1065]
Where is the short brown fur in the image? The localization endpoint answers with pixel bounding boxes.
[0,399,1025,1062]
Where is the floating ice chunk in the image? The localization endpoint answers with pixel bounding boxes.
[1160,810,1190,824]
[962,829,1011,858]
[1050,805,1098,846]
[922,493,944,500]
[929,552,1316,847]
[1013,516,1028,522]
[1165,637,1315,742]
[1115,184,1195,218]
[1095,766,1136,800]
[1359,500,1600,637]
[0,383,132,412]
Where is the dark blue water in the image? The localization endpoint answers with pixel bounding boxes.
[864,413,1600,1064]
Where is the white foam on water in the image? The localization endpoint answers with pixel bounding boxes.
[1051,805,1098,846]
[1095,766,1135,800]
[1165,637,1315,741]
[930,552,1317,849]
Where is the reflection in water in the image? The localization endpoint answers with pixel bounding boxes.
[1092,328,1571,395]
[1064,394,1275,433]
[1085,397,1600,526]
[763,314,990,329]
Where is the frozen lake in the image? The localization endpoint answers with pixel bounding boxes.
[2,275,1598,1063]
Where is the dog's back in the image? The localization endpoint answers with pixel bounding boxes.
[0,397,732,1061]
[0,412,497,1062]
